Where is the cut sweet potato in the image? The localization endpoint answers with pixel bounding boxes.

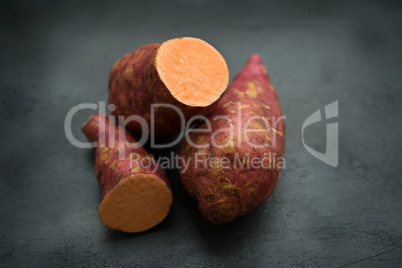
[108,37,229,137]
[82,113,172,232]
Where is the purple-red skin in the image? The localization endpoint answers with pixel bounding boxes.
[108,43,222,138]
[82,113,169,199]
[179,54,285,224]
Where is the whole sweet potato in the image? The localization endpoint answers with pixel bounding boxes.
[179,54,285,224]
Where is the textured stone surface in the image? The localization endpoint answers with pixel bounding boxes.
[1,0,401,266]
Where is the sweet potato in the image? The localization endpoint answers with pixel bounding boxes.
[179,54,285,224]
[108,37,229,137]
[82,113,172,232]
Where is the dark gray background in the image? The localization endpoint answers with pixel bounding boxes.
[1,0,402,267]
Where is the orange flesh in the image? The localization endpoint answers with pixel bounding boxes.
[156,37,229,107]
[99,174,172,233]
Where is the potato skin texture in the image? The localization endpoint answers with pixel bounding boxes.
[82,113,169,199]
[108,43,223,138]
[179,55,285,224]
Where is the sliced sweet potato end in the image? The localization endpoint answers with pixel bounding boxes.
[99,174,172,233]
[156,37,229,107]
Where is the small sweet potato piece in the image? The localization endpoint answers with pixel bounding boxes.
[82,113,172,232]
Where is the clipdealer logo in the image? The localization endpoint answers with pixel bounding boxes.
[65,101,338,168]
